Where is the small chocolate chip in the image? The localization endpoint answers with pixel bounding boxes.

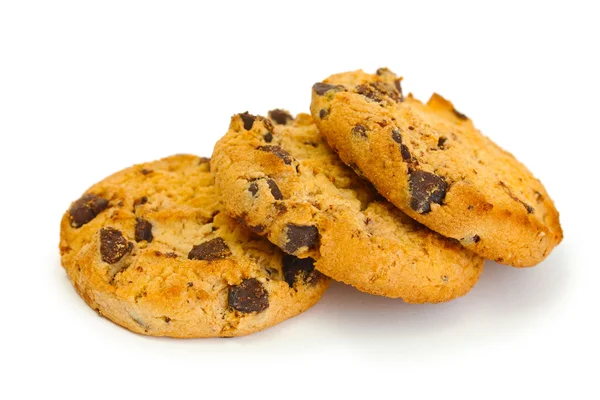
[257,145,293,165]
[351,124,368,139]
[282,255,318,287]
[130,315,147,329]
[499,181,535,214]
[263,132,273,143]
[188,237,232,261]
[240,112,257,130]
[248,181,259,197]
[266,178,283,200]
[319,109,328,119]
[312,82,344,96]
[140,169,153,175]
[187,282,194,287]
[165,252,178,258]
[408,126,415,130]
[69,194,108,228]
[472,235,481,243]
[400,144,412,161]
[163,316,171,323]
[391,129,402,144]
[437,137,448,148]
[135,218,153,243]
[284,224,319,254]
[348,163,365,179]
[409,170,448,214]
[453,108,468,120]
[268,109,293,125]
[100,227,133,264]
[523,203,535,214]
[228,278,269,313]
[133,196,148,208]
[198,157,210,165]
[534,191,544,203]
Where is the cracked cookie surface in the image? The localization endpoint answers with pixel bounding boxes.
[59,155,328,338]
[211,113,483,302]
[310,69,563,266]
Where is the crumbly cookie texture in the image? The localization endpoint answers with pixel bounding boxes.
[59,155,328,338]
[310,69,563,267]
[211,112,484,303]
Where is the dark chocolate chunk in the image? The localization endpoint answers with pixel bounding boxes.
[188,237,232,261]
[437,137,447,148]
[228,278,269,313]
[319,109,328,119]
[248,178,283,200]
[134,218,153,243]
[268,109,293,125]
[376,67,388,76]
[263,132,273,143]
[282,255,317,287]
[400,144,412,161]
[394,79,404,101]
[391,129,402,144]
[69,193,108,228]
[355,84,382,102]
[409,170,448,214]
[248,181,259,197]
[100,227,133,264]
[240,112,257,130]
[266,178,283,200]
[370,81,402,103]
[472,235,481,243]
[257,145,293,165]
[452,108,468,120]
[351,124,368,139]
[312,82,344,96]
[249,224,265,233]
[284,224,319,254]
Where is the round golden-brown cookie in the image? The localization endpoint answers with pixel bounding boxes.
[211,112,484,303]
[310,69,563,267]
[59,155,329,338]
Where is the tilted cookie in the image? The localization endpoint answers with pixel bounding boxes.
[59,155,328,338]
[211,111,483,303]
[310,69,563,267]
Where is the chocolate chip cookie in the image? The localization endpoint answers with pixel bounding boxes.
[59,155,329,338]
[310,69,563,266]
[211,112,484,303]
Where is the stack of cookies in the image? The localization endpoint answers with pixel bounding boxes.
[59,68,563,337]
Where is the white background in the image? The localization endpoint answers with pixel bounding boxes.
[1,1,598,399]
